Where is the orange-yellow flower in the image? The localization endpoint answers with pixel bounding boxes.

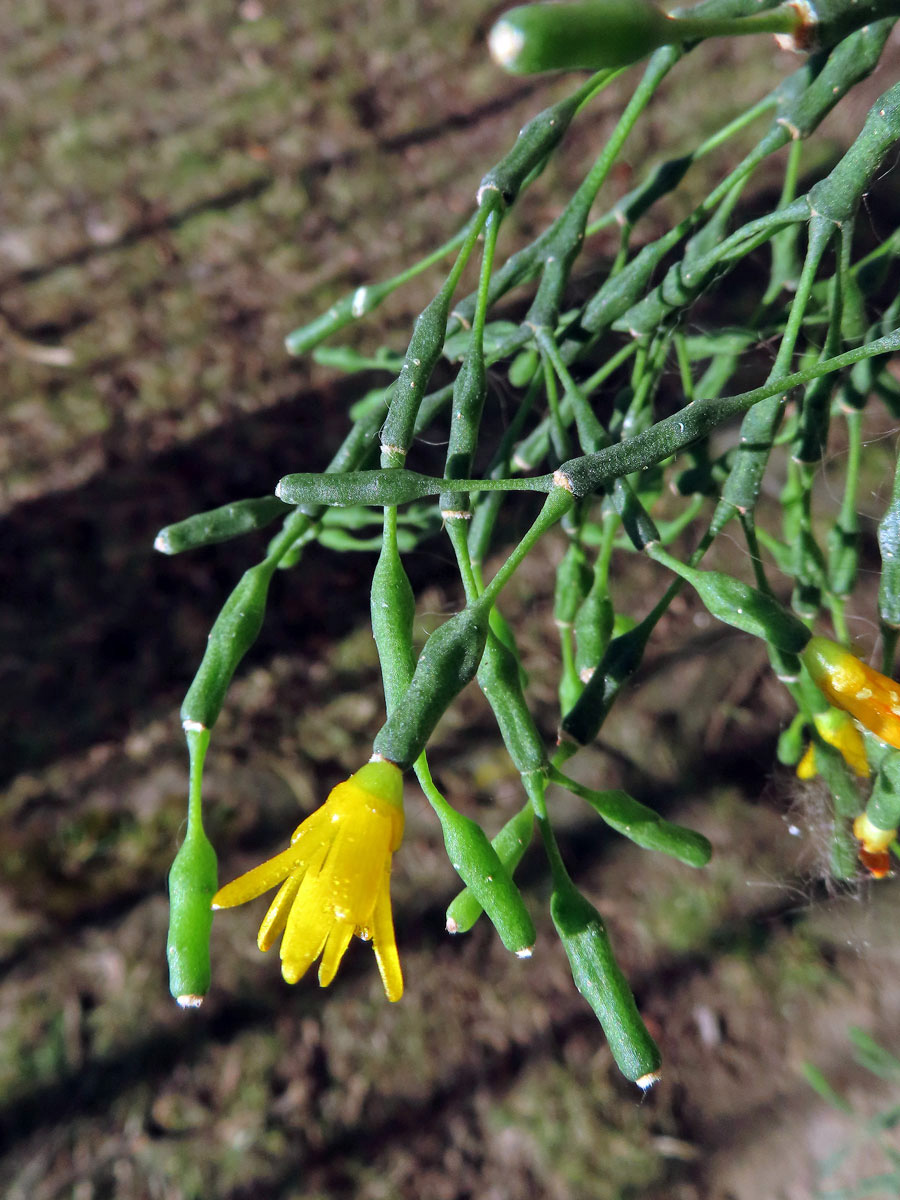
[212,760,404,1000]
[801,637,900,749]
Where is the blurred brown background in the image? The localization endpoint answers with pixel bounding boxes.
[3,3,900,1197]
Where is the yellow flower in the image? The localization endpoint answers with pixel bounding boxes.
[212,760,404,1001]
[801,637,900,749]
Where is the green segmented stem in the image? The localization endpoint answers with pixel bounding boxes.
[380,203,494,467]
[554,537,593,630]
[646,542,811,652]
[181,393,396,726]
[574,512,618,682]
[166,727,218,1006]
[469,374,544,567]
[561,572,685,746]
[877,453,900,635]
[491,1,801,76]
[555,329,900,500]
[613,200,805,339]
[711,82,900,537]
[414,756,536,956]
[541,347,572,463]
[550,767,711,867]
[374,485,542,956]
[441,209,502,516]
[537,46,681,330]
[810,1,900,55]
[528,771,661,1085]
[576,16,894,346]
[795,268,845,465]
[374,488,573,767]
[826,407,863,602]
[479,487,577,608]
[446,801,536,934]
[373,597,492,770]
[371,506,416,717]
[478,69,614,207]
[789,462,828,620]
[279,329,900,520]
[534,328,609,454]
[446,13,893,420]
[478,632,550,775]
[452,45,679,338]
[181,556,281,731]
[276,468,557,507]
[807,81,900,225]
[865,751,900,833]
[760,139,804,312]
[155,497,292,556]
[284,216,478,356]
[551,876,662,1084]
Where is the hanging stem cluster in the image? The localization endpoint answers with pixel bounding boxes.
[159,0,900,1083]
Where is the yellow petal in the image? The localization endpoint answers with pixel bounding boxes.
[280,853,334,984]
[318,806,392,930]
[371,862,403,1002]
[281,917,331,983]
[212,810,332,909]
[257,873,303,952]
[317,921,355,987]
[289,804,331,844]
